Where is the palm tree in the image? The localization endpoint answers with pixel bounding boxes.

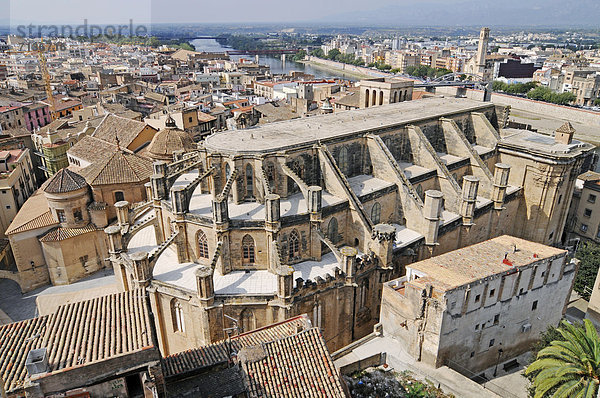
[525,319,600,398]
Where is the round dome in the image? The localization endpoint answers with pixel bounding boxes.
[147,116,196,161]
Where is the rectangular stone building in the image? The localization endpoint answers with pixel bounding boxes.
[380,235,574,374]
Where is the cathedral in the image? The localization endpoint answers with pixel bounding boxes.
[106,96,594,355]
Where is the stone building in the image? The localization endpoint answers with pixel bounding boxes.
[380,236,574,374]
[565,169,600,244]
[105,96,594,357]
[0,288,163,398]
[164,315,346,397]
[359,78,414,108]
[143,116,196,163]
[465,27,493,81]
[0,148,37,239]
[5,145,154,292]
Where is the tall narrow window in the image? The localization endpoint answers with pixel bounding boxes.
[371,202,381,224]
[197,230,209,259]
[288,229,300,260]
[265,162,275,185]
[338,147,348,175]
[171,299,185,333]
[225,163,231,180]
[327,217,338,244]
[364,89,370,108]
[360,279,369,308]
[242,234,255,264]
[240,309,256,332]
[313,301,322,329]
[379,90,383,105]
[245,164,254,198]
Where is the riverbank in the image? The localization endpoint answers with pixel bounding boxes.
[300,60,372,80]
[302,56,394,80]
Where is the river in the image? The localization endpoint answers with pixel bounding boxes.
[190,38,358,81]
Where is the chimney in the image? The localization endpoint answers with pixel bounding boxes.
[25,348,48,378]
[555,122,575,145]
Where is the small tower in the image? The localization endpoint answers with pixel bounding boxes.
[321,98,333,114]
[476,27,490,70]
[460,176,480,225]
[555,122,576,145]
[422,190,443,246]
[492,163,511,210]
[370,224,396,268]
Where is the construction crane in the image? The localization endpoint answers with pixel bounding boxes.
[36,41,56,121]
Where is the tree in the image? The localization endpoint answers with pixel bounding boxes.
[327,49,341,61]
[525,319,600,398]
[292,49,306,62]
[574,241,600,300]
[527,86,576,105]
[310,48,324,58]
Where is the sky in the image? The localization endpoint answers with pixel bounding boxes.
[2,0,598,27]
[4,0,453,25]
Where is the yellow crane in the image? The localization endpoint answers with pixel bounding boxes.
[36,41,57,121]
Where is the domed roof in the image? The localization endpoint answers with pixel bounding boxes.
[42,168,88,194]
[146,115,196,161]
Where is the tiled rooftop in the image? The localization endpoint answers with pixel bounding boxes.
[163,315,311,378]
[242,328,345,397]
[407,235,566,292]
[0,289,153,395]
[41,168,88,194]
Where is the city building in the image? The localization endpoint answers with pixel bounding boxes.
[566,169,600,244]
[164,315,346,397]
[105,97,593,360]
[0,105,26,131]
[5,143,153,292]
[358,78,414,108]
[385,51,420,73]
[0,147,37,238]
[22,102,51,132]
[465,28,493,81]
[380,235,574,374]
[0,288,163,398]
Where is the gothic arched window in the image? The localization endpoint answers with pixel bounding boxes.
[171,299,185,333]
[359,279,369,308]
[197,230,209,259]
[242,235,255,265]
[327,217,338,244]
[225,163,231,180]
[288,229,300,260]
[371,202,381,224]
[338,147,348,175]
[245,164,254,198]
[313,301,322,329]
[240,309,256,332]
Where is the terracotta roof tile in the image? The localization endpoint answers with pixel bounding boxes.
[5,190,58,235]
[39,223,98,242]
[0,317,49,394]
[163,315,311,378]
[0,289,154,395]
[242,328,346,398]
[147,127,196,158]
[79,150,153,186]
[41,168,88,194]
[92,114,155,149]
[67,135,119,165]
